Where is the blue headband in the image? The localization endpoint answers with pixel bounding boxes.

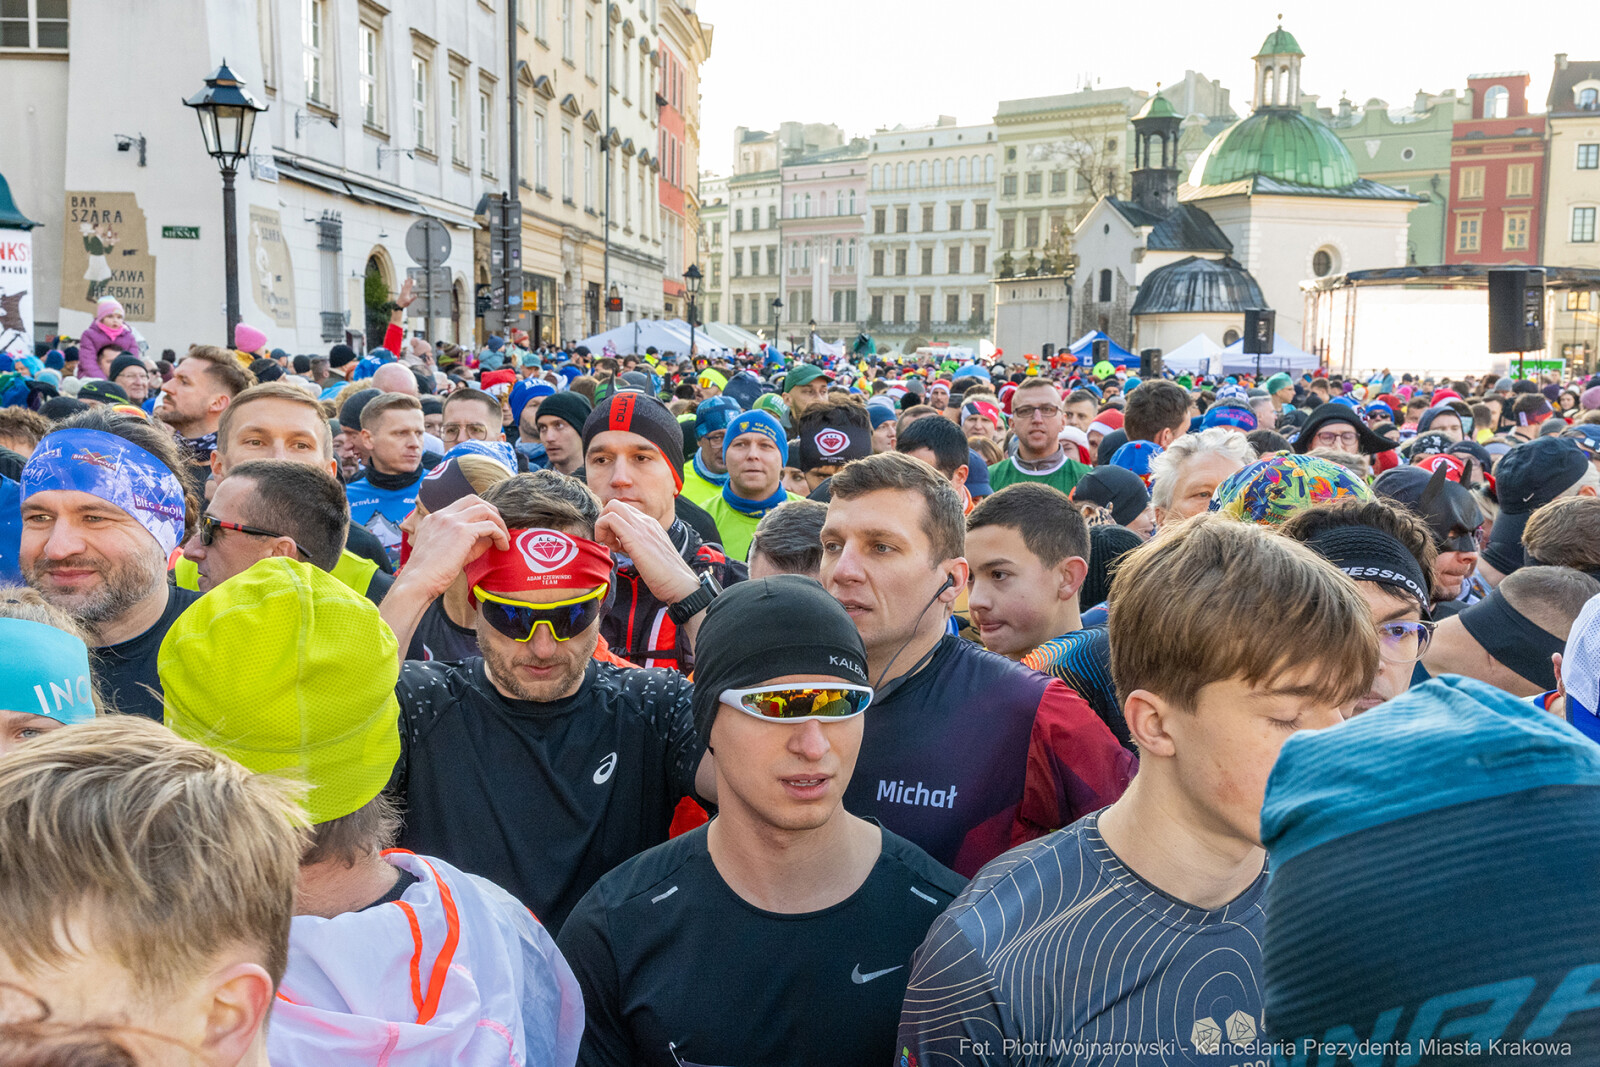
[23,428,186,555]
[723,410,788,465]
[0,619,95,725]
[442,439,518,474]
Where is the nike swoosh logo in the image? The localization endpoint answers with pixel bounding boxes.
[851,964,903,984]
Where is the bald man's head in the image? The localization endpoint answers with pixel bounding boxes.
[370,363,420,396]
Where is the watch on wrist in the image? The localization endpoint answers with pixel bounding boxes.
[668,572,721,625]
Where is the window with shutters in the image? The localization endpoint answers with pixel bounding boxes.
[1458,167,1485,200]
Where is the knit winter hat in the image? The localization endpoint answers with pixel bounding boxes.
[160,558,401,824]
[105,352,145,383]
[95,297,124,321]
[533,391,593,436]
[582,391,685,491]
[1261,676,1600,1056]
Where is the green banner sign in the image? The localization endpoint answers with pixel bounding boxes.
[161,225,200,240]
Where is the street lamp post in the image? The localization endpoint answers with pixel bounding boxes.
[772,297,783,355]
[184,60,267,348]
[683,263,702,358]
[808,317,816,355]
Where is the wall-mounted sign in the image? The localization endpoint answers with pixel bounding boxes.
[161,225,200,240]
[247,205,297,327]
[63,191,157,321]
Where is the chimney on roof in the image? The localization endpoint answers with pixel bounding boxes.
[1557,53,1569,70]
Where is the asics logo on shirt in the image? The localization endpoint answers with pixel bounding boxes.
[851,964,904,984]
[594,751,618,784]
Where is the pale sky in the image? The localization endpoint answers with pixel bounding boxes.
[696,0,1574,177]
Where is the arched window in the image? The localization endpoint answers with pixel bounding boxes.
[803,243,812,269]
[934,159,945,185]
[871,164,880,189]
[848,190,855,214]
[804,193,811,218]
[895,162,905,188]
[984,155,995,182]
[1484,85,1509,119]
[1098,269,1112,303]
[958,157,970,184]
[833,239,842,268]
[836,191,844,215]
[792,194,800,218]
[847,239,855,267]
[1223,328,1240,346]
[920,161,931,185]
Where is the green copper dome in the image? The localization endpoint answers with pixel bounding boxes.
[1190,109,1359,189]
[1135,93,1178,121]
[1256,27,1303,57]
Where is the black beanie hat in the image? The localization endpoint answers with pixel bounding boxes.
[1081,524,1143,609]
[690,575,869,747]
[338,387,382,431]
[537,391,593,436]
[582,391,685,490]
[76,379,128,405]
[1070,466,1150,527]
[106,352,144,383]
[328,343,359,368]
[797,403,871,472]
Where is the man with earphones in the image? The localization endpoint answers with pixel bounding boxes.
[820,453,1136,877]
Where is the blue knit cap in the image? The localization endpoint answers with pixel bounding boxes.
[695,395,744,439]
[1261,676,1600,1054]
[723,409,788,465]
[510,379,555,425]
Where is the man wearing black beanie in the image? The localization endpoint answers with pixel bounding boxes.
[582,391,747,669]
[532,391,591,476]
[557,576,964,1066]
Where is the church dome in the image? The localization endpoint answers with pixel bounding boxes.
[1189,109,1359,189]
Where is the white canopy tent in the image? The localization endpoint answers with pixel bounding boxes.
[1219,334,1320,376]
[1161,333,1225,376]
[572,319,733,358]
[700,321,766,351]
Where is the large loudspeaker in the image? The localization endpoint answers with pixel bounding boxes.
[1244,309,1276,354]
[1140,348,1163,378]
[1488,268,1546,353]
[1041,342,1056,361]
[1092,337,1110,363]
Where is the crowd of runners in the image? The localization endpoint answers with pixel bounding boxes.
[1,296,1600,1065]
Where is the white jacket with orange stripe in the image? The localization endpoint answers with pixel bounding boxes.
[269,850,583,1067]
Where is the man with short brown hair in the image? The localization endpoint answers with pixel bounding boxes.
[155,345,257,472]
[823,452,1133,877]
[899,515,1376,1063]
[345,393,427,568]
[986,379,1091,495]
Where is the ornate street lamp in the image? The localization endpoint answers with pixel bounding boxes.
[184,61,267,348]
[771,296,783,354]
[808,317,817,355]
[683,263,702,357]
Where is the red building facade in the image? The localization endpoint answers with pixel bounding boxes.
[1446,72,1546,265]
[657,44,689,313]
